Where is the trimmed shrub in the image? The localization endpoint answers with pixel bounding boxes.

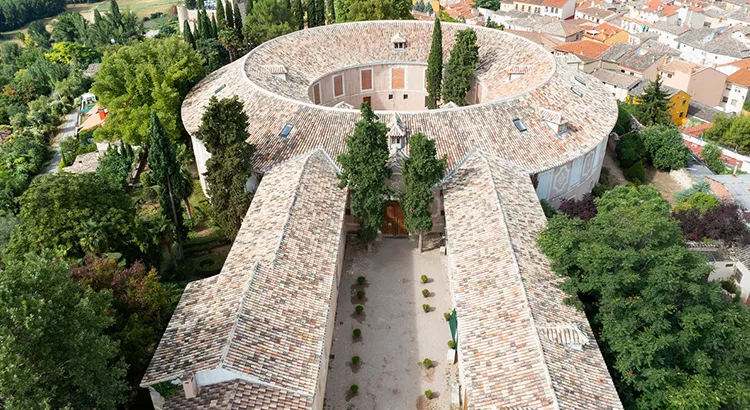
[353,328,361,338]
[673,192,720,216]
[350,384,359,393]
[674,181,710,203]
[420,274,428,283]
[355,305,364,314]
[422,289,430,298]
[356,290,365,299]
[625,161,646,183]
[616,132,646,168]
[444,312,451,321]
[423,358,432,368]
[447,340,456,349]
[357,276,366,285]
[425,389,434,399]
[422,304,430,313]
[352,356,360,364]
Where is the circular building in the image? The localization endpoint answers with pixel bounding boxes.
[182,20,618,203]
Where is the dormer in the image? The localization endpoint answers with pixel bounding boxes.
[387,113,407,151]
[392,32,406,51]
[538,324,591,351]
[539,108,568,134]
[507,64,532,82]
[263,64,288,81]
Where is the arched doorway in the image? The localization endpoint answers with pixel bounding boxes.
[382,200,408,237]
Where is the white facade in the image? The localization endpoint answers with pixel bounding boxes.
[677,42,742,66]
[677,7,706,28]
[535,138,608,204]
[650,28,683,48]
[721,83,749,113]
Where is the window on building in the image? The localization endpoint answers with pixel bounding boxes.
[388,94,394,100]
[360,69,373,91]
[512,118,527,132]
[279,123,293,137]
[333,74,344,98]
[666,73,673,78]
[391,68,405,89]
[682,100,686,105]
[727,85,732,90]
[732,99,738,105]
[403,94,409,99]
[313,83,321,104]
[394,41,405,50]
[679,112,684,117]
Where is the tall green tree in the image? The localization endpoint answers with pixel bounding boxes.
[147,111,186,262]
[233,1,244,32]
[0,253,127,410]
[242,0,294,46]
[216,0,227,27]
[246,0,254,16]
[308,0,324,27]
[184,20,196,47]
[426,18,443,109]
[334,0,349,22]
[537,185,750,410]
[346,0,411,20]
[92,36,205,145]
[327,0,336,22]
[290,0,305,29]
[442,28,479,106]
[109,0,122,28]
[635,74,672,126]
[185,0,198,8]
[5,173,136,259]
[51,12,89,43]
[226,0,236,28]
[194,96,255,238]
[640,124,690,170]
[701,142,726,174]
[219,27,243,61]
[402,133,445,251]
[338,103,391,244]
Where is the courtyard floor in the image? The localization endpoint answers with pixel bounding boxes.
[324,237,455,410]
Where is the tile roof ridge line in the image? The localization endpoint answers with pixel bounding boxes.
[476,150,562,410]
[219,261,261,368]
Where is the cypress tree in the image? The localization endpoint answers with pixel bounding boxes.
[211,13,219,38]
[334,0,348,22]
[403,133,446,252]
[233,1,243,32]
[109,0,122,27]
[198,0,205,9]
[185,0,198,9]
[195,96,255,238]
[635,74,672,126]
[337,103,391,245]
[426,18,443,109]
[199,9,211,39]
[291,0,304,29]
[183,20,196,47]
[225,0,235,29]
[442,28,479,106]
[245,0,254,17]
[147,111,186,262]
[327,0,335,22]
[216,0,226,28]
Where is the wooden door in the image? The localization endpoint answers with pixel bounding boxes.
[363,96,371,106]
[382,201,408,236]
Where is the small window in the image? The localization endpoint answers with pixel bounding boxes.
[723,96,729,103]
[666,73,673,78]
[388,94,394,100]
[575,76,586,85]
[214,84,226,94]
[279,123,293,137]
[333,74,344,98]
[393,42,405,50]
[512,118,527,132]
[682,100,686,105]
[425,96,428,106]
[570,87,584,97]
[403,94,408,99]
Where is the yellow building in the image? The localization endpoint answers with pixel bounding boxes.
[583,22,630,45]
[627,81,690,126]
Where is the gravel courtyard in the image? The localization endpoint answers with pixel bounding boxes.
[324,237,455,410]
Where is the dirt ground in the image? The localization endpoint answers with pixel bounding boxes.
[602,147,688,205]
[324,238,455,410]
[602,148,628,187]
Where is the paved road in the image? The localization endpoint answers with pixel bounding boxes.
[44,107,78,174]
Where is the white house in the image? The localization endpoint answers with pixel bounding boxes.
[675,26,750,66]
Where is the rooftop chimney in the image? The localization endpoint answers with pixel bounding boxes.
[182,372,200,399]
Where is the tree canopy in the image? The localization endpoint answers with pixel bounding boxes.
[442,28,479,106]
[634,75,671,126]
[402,132,445,250]
[640,124,690,170]
[194,96,255,238]
[91,36,205,145]
[242,0,294,46]
[426,18,443,109]
[538,185,750,409]
[345,0,412,20]
[338,103,391,243]
[0,0,66,32]
[0,253,127,410]
[6,173,136,259]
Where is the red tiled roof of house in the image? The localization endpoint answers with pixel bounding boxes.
[728,68,750,87]
[644,0,662,11]
[554,40,611,58]
[682,122,713,137]
[595,21,622,36]
[719,58,750,69]
[542,0,569,8]
[660,4,680,16]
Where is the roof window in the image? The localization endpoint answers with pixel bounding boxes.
[214,84,226,94]
[570,86,584,97]
[392,32,406,50]
[279,123,293,138]
[512,118,527,132]
[575,76,586,85]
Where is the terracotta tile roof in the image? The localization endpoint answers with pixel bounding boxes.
[442,150,623,410]
[682,121,713,137]
[141,149,347,405]
[727,67,750,87]
[554,40,611,58]
[718,57,750,69]
[163,380,312,409]
[594,21,622,36]
[505,29,563,51]
[61,151,100,174]
[576,7,617,20]
[591,68,640,89]
[659,58,701,74]
[541,20,584,37]
[542,0,569,8]
[181,22,617,178]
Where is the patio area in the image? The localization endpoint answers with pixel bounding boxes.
[324,237,455,410]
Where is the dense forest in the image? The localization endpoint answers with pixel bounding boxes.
[0,0,67,32]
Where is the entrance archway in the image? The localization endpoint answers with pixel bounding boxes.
[382,201,408,237]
